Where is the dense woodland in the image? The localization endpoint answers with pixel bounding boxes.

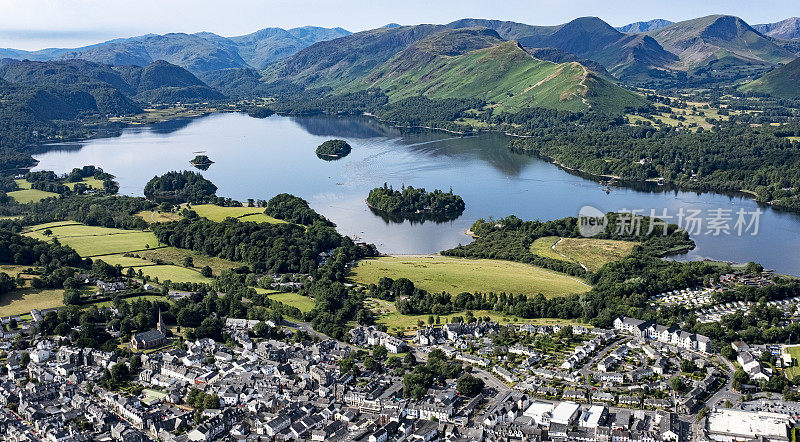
[263,193,334,226]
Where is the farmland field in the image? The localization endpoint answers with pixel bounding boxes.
[8,188,59,203]
[135,247,241,275]
[368,299,584,334]
[553,238,636,272]
[136,210,182,223]
[21,222,214,284]
[24,223,160,256]
[267,292,315,313]
[0,288,64,316]
[350,255,590,298]
[191,204,285,224]
[132,265,211,284]
[530,237,636,272]
[529,236,566,261]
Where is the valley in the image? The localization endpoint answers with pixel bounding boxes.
[1,7,800,442]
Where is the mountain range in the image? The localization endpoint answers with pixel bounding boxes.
[2,14,799,114]
[0,58,224,122]
[0,26,350,75]
[753,17,800,40]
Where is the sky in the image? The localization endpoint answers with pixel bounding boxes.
[0,0,798,50]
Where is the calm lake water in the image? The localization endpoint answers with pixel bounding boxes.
[31,113,800,275]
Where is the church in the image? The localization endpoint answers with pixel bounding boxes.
[130,310,167,351]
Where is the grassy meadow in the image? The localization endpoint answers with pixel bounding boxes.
[350,255,590,298]
[21,222,215,284]
[267,292,315,313]
[530,236,636,272]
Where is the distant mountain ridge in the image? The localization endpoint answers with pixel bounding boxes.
[616,19,674,33]
[267,26,646,114]
[0,58,224,118]
[446,17,677,80]
[0,26,350,75]
[646,15,795,68]
[753,17,800,40]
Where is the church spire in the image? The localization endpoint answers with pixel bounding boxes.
[157,308,166,334]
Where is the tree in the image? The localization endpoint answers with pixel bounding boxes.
[373,345,388,361]
[63,290,81,306]
[201,266,213,277]
[19,352,30,368]
[670,376,686,393]
[456,374,485,397]
[203,394,220,409]
[403,352,416,367]
[183,256,194,268]
[680,359,698,373]
[733,369,750,391]
[720,346,737,361]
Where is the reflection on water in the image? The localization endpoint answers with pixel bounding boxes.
[31,112,800,275]
[368,206,464,225]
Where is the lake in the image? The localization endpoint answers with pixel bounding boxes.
[31,112,800,275]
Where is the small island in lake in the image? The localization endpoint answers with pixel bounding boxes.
[190,154,214,170]
[316,139,352,160]
[366,184,465,220]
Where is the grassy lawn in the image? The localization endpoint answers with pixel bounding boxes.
[554,238,637,272]
[88,295,168,308]
[350,255,590,299]
[785,346,800,380]
[135,265,212,284]
[8,188,59,203]
[191,204,285,224]
[530,236,567,261]
[135,247,241,275]
[136,210,182,223]
[0,265,35,278]
[24,223,160,256]
[91,254,156,267]
[268,292,315,313]
[0,288,64,316]
[372,301,584,334]
[64,177,106,190]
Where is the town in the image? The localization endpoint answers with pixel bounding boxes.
[4,296,800,442]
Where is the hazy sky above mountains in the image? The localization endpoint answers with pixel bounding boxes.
[1,0,797,50]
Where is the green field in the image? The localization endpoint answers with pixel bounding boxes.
[134,265,212,284]
[64,177,105,190]
[137,210,182,223]
[351,255,590,298]
[0,288,64,316]
[191,204,285,224]
[554,238,637,272]
[268,292,315,313]
[88,295,169,308]
[530,237,636,272]
[21,222,215,284]
[785,346,800,380]
[24,223,160,256]
[135,247,241,275]
[8,188,59,203]
[529,236,566,261]
[369,299,584,333]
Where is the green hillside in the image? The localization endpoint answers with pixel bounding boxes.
[361,30,646,114]
[740,57,800,98]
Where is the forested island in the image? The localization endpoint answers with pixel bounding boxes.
[366,184,465,217]
[190,155,214,171]
[315,139,351,159]
[143,170,218,203]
